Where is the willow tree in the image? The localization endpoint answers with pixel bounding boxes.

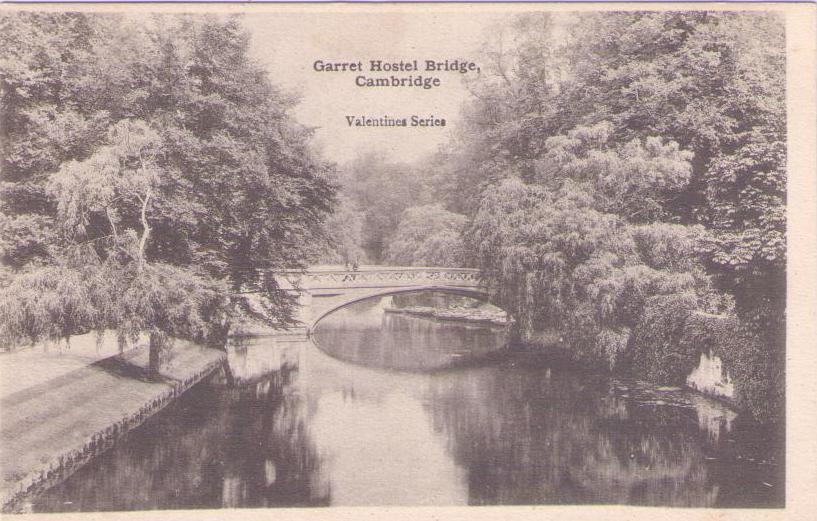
[0,14,333,375]
[450,12,786,343]
[438,11,786,422]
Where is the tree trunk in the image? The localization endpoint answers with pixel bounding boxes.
[137,189,152,271]
[148,330,162,379]
[213,320,231,351]
[221,359,235,388]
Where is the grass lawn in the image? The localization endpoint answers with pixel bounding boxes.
[0,340,225,510]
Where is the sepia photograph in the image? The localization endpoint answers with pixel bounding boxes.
[0,2,815,518]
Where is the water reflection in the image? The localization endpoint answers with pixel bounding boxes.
[312,293,508,371]
[424,366,715,505]
[33,351,329,511]
[32,293,783,511]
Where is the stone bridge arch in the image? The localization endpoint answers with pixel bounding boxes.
[308,284,491,331]
[274,267,491,334]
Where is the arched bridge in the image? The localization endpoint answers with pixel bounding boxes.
[274,266,488,333]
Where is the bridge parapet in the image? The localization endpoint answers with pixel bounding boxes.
[277,267,484,291]
[239,266,489,335]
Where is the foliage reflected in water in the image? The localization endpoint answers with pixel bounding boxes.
[32,363,328,511]
[312,292,509,371]
[32,294,783,511]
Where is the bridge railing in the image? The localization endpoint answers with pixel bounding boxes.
[282,267,483,289]
[230,266,484,293]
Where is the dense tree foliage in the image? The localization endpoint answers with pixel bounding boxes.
[385,204,467,267]
[563,12,786,346]
[453,12,785,423]
[327,152,429,263]
[454,11,785,338]
[310,194,368,266]
[467,148,718,371]
[0,11,786,422]
[0,13,333,372]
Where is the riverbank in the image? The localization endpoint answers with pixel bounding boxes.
[384,306,509,326]
[515,330,746,417]
[0,341,225,512]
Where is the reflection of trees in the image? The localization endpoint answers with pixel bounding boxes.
[425,364,718,506]
[33,384,235,511]
[33,310,783,511]
[316,313,506,371]
[704,414,785,508]
[219,366,329,507]
[222,340,301,387]
[34,362,328,511]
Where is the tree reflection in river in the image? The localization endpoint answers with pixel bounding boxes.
[32,292,782,511]
[312,294,508,371]
[424,363,716,505]
[32,353,329,511]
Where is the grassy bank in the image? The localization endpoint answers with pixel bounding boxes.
[0,341,225,512]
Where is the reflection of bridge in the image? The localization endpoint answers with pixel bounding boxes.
[276,266,488,332]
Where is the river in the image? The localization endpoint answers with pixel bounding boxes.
[30,291,784,511]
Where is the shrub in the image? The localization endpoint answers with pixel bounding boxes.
[629,292,700,385]
[679,312,784,424]
[594,327,631,371]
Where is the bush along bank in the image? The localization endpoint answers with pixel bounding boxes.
[517,300,783,426]
[629,299,783,426]
[468,176,784,427]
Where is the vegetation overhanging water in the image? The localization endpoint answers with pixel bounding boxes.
[29,293,783,511]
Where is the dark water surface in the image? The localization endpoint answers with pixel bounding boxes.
[31,293,784,511]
